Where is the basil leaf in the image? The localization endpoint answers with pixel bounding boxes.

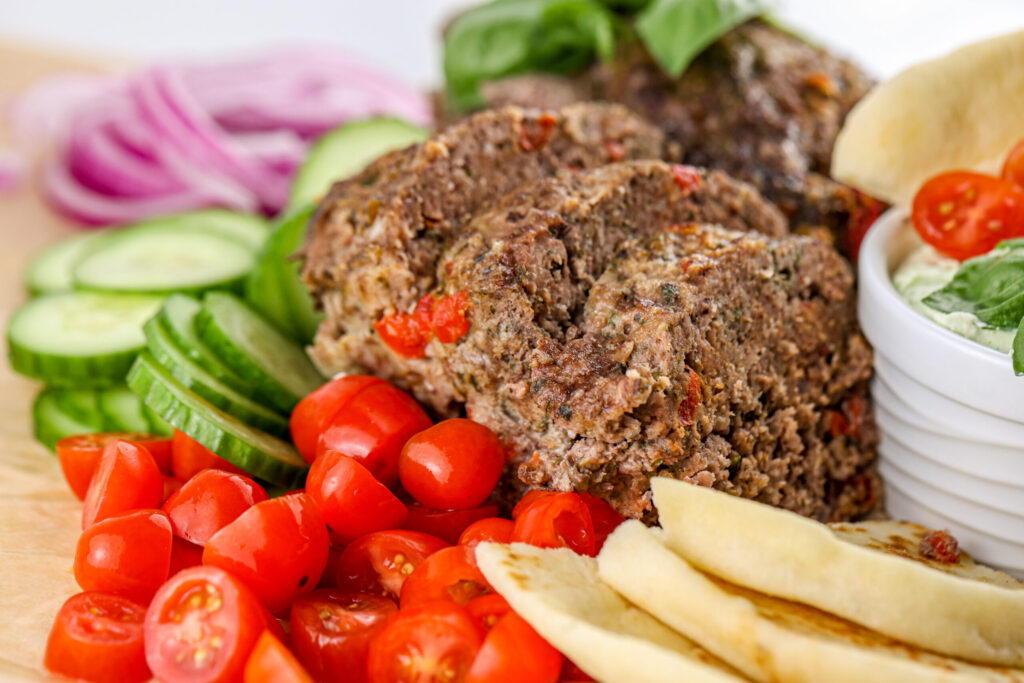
[923,241,1024,329]
[444,0,616,111]
[635,0,774,77]
[1014,318,1024,376]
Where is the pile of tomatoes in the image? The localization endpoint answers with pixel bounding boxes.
[45,374,625,683]
[912,139,1024,261]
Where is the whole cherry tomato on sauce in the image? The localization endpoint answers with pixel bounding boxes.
[243,630,314,683]
[290,589,397,683]
[405,502,500,544]
[162,469,269,546]
[306,450,408,543]
[511,492,596,557]
[458,518,515,548]
[336,529,450,600]
[367,601,484,683]
[44,592,150,683]
[465,611,563,683]
[290,375,385,463]
[82,439,163,529]
[74,509,173,603]
[400,545,492,609]
[399,419,505,510]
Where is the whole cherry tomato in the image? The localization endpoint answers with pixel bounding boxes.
[44,592,150,683]
[367,601,484,683]
[465,594,511,632]
[162,469,269,545]
[203,493,329,614]
[1002,139,1024,188]
[911,171,1024,260]
[336,530,450,599]
[291,375,385,463]
[169,536,204,577]
[82,439,163,529]
[290,589,397,683]
[399,419,505,510]
[144,566,266,683]
[465,611,562,683]
[243,631,314,683]
[316,382,432,487]
[74,509,173,603]
[400,545,492,608]
[306,451,408,543]
[578,494,625,554]
[171,430,245,480]
[458,518,515,548]
[511,493,595,557]
[57,433,170,500]
[405,503,500,544]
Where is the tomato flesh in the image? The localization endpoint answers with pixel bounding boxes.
[375,292,471,358]
[145,566,266,683]
[578,494,625,554]
[399,419,505,510]
[44,592,150,683]
[163,469,269,546]
[511,493,596,557]
[57,433,170,500]
[307,450,409,543]
[458,518,515,548]
[203,493,329,614]
[290,589,397,683]
[911,171,1024,260]
[465,593,511,633]
[74,509,173,603]
[512,490,554,519]
[172,430,245,480]
[405,503,500,545]
[465,611,563,683]
[316,382,433,487]
[367,601,484,683]
[82,439,164,529]
[400,545,492,609]
[432,291,471,344]
[244,630,314,683]
[290,375,385,464]
[1002,139,1024,188]
[336,530,450,600]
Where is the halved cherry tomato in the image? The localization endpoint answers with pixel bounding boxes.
[336,530,450,599]
[290,375,385,463]
[911,171,1024,260]
[399,419,505,510]
[1002,139,1024,188]
[458,518,514,548]
[367,601,484,683]
[74,509,173,603]
[169,536,205,577]
[512,490,554,519]
[400,545,492,608]
[320,543,343,589]
[57,433,170,500]
[203,493,329,614]
[465,611,562,683]
[405,503,500,545]
[511,493,595,557]
[316,382,433,487]
[162,476,185,504]
[44,592,150,683]
[171,430,245,480]
[145,565,266,683]
[466,594,511,632]
[82,439,163,529]
[244,630,314,683]
[560,657,596,682]
[306,451,408,543]
[578,494,625,554]
[290,589,397,683]
[163,469,269,546]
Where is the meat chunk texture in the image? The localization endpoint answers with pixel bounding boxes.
[303,104,878,523]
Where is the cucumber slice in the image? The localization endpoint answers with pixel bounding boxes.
[289,117,428,208]
[98,387,151,433]
[168,209,269,251]
[33,389,97,451]
[7,292,163,388]
[24,232,104,296]
[53,389,105,429]
[197,292,323,412]
[74,226,255,296]
[245,205,323,343]
[143,317,289,437]
[155,294,249,394]
[143,405,174,436]
[127,352,306,486]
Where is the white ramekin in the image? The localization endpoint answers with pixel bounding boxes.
[858,208,1024,576]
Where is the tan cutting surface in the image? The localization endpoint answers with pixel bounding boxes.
[0,40,112,679]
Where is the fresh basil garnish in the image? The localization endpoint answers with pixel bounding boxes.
[923,239,1024,375]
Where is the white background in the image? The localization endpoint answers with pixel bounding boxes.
[1,0,1023,85]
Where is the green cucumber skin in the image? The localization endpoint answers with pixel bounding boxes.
[196,293,323,413]
[155,295,250,395]
[143,318,289,437]
[143,405,174,436]
[8,337,138,389]
[25,232,102,297]
[98,387,152,433]
[33,390,96,452]
[127,353,306,487]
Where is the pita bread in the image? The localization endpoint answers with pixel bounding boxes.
[650,478,1024,667]
[832,28,1024,207]
[474,542,745,683]
[598,520,1024,683]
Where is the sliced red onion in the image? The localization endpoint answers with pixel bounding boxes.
[0,148,24,194]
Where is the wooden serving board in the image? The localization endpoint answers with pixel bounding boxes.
[0,41,112,680]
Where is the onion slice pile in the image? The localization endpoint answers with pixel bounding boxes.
[13,48,432,225]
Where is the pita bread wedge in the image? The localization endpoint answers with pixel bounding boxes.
[651,477,1024,667]
[475,542,745,683]
[598,521,1024,683]
[832,28,1024,207]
